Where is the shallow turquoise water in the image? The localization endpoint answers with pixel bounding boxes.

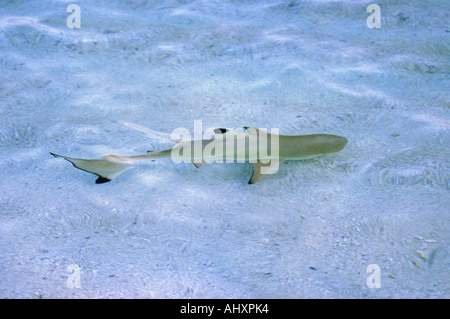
[0,0,448,298]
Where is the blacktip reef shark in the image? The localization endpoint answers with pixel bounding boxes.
[50,127,347,184]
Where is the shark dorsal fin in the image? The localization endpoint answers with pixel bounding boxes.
[211,128,235,140]
[243,126,269,135]
[213,128,229,135]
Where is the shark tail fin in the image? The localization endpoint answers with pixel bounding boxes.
[50,152,135,183]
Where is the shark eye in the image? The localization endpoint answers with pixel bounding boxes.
[213,128,228,134]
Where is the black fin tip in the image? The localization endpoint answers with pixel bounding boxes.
[95,177,111,184]
[214,128,228,134]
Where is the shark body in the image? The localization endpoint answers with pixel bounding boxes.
[51,127,347,184]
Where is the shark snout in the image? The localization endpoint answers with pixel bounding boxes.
[318,134,348,154]
[334,135,348,151]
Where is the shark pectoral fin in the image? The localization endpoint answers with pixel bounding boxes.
[51,152,135,183]
[249,159,283,184]
[193,161,204,168]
